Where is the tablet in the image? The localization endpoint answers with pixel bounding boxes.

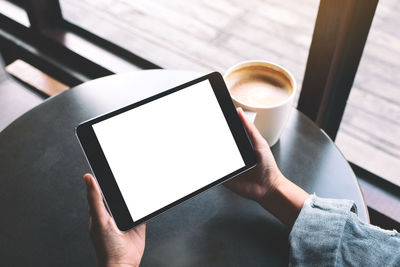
[76,72,257,231]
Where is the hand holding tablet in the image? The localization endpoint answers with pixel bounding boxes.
[76,72,257,231]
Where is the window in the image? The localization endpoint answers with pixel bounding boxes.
[0,0,30,26]
[59,0,319,101]
[335,0,400,186]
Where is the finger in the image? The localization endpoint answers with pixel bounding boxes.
[83,174,109,222]
[223,178,237,190]
[134,223,146,239]
[237,107,268,147]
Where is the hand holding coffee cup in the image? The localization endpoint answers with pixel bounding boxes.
[224,60,297,146]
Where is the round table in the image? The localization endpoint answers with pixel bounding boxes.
[0,70,368,266]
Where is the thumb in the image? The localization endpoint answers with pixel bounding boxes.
[237,107,269,148]
[83,173,109,222]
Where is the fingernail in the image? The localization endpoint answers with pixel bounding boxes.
[84,175,91,188]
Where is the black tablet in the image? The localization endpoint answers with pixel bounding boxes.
[76,72,257,231]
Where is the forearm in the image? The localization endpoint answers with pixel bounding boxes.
[257,174,309,227]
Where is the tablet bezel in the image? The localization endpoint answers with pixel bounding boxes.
[76,72,257,231]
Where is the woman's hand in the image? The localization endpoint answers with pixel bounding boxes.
[224,108,284,203]
[84,174,146,267]
[225,108,309,227]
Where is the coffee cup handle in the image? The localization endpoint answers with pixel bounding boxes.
[243,110,257,123]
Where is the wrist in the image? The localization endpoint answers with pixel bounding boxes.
[256,170,286,203]
[257,175,310,227]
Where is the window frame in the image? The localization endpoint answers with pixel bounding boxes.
[297,0,379,140]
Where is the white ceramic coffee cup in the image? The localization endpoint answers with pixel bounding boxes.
[224,60,297,146]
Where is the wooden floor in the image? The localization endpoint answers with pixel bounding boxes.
[60,0,400,185]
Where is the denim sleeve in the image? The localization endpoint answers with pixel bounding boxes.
[289,195,400,266]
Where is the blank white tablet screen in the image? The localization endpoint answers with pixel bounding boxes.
[92,80,245,221]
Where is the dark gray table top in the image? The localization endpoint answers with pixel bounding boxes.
[0,70,368,266]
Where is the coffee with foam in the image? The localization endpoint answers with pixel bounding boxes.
[226,65,292,107]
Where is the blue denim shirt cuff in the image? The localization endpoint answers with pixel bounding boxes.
[288,195,400,266]
[288,194,357,266]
